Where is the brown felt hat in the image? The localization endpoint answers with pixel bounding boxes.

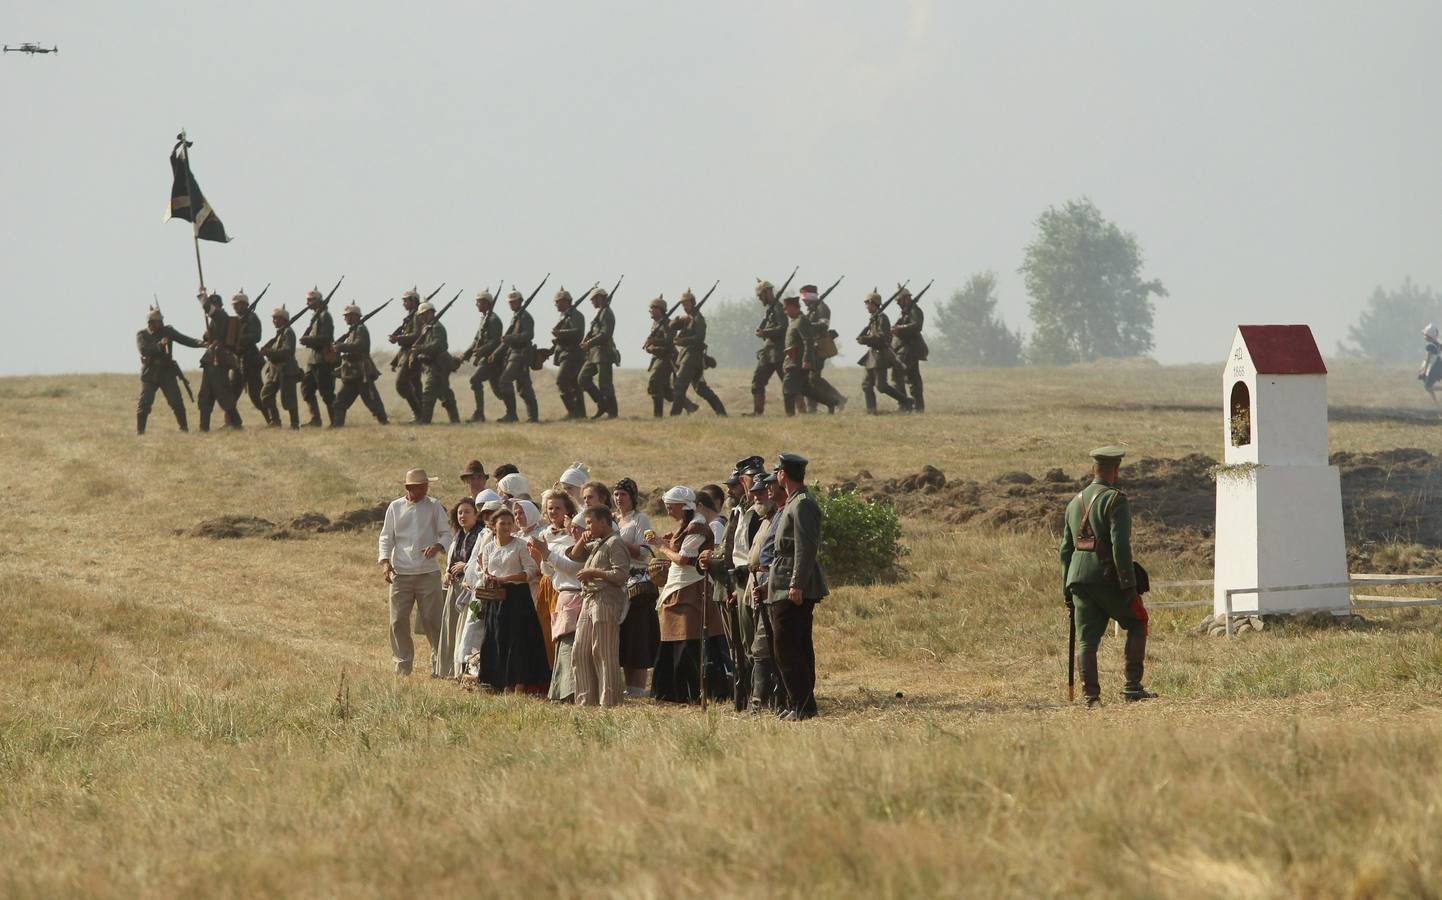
[460,459,488,479]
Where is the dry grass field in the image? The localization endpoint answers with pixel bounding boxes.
[2,360,1440,898]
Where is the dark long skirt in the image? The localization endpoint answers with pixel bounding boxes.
[618,591,661,670]
[650,636,732,704]
[479,583,551,690]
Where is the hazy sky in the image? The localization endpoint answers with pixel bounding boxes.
[2,1,1438,375]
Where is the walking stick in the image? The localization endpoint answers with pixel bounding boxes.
[1066,598,1076,702]
[699,571,710,711]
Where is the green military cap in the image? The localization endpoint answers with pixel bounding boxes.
[1089,445,1127,463]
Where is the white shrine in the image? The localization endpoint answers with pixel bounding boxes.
[1213,325,1349,615]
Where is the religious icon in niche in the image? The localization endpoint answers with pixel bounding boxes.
[1229,381,1251,447]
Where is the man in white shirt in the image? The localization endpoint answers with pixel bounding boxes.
[378,468,451,675]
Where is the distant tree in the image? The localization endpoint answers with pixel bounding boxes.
[930,271,1024,366]
[1339,277,1441,362]
[699,298,760,368]
[1020,198,1167,364]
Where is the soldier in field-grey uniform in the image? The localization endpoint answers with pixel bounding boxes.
[135,306,202,434]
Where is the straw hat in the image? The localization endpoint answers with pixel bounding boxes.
[403,468,439,486]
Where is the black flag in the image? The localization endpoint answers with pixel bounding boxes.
[165,138,230,243]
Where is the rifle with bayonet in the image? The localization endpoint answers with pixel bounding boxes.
[817,275,844,303]
[433,288,464,322]
[286,275,345,332]
[666,279,719,318]
[772,265,799,300]
[330,298,395,367]
[574,275,623,363]
[253,283,270,307]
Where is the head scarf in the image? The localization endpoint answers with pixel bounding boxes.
[498,473,530,498]
[662,485,696,511]
[559,462,590,488]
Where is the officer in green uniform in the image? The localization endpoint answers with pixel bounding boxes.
[196,291,244,432]
[642,296,675,419]
[781,296,828,416]
[136,306,201,434]
[461,289,503,422]
[578,287,618,419]
[1059,446,1156,707]
[331,303,389,427]
[297,288,335,427]
[495,289,540,423]
[387,289,424,423]
[748,280,787,416]
[260,305,303,429]
[890,288,926,413]
[412,301,460,424]
[799,285,845,413]
[670,289,727,417]
[549,287,587,419]
[228,290,266,420]
[858,289,911,414]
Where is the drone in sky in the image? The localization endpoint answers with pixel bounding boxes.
[4,43,58,55]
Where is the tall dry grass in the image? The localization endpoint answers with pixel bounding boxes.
[1,362,1440,897]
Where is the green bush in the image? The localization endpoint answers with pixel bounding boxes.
[814,485,905,584]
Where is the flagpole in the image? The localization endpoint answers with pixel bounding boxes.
[178,129,206,295]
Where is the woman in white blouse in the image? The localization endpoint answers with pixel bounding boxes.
[646,486,728,703]
[613,477,659,698]
[470,507,550,693]
[530,491,582,702]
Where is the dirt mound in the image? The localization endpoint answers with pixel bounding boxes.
[835,449,1442,570]
[185,501,392,540]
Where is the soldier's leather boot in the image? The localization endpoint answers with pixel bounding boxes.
[1080,649,1101,705]
[912,388,925,413]
[524,395,540,423]
[443,399,461,424]
[304,398,323,427]
[783,394,797,417]
[324,401,336,427]
[136,412,147,435]
[709,398,727,417]
[1123,630,1157,701]
[652,397,665,418]
[898,397,914,413]
[745,394,765,417]
[469,390,485,422]
[863,388,878,414]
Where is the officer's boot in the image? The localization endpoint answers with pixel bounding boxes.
[287,403,300,430]
[136,411,148,436]
[469,389,486,422]
[1123,630,1157,701]
[701,386,727,417]
[497,392,519,424]
[912,386,925,413]
[443,397,461,424]
[304,396,323,427]
[863,386,878,414]
[175,409,188,432]
[1080,649,1101,708]
[652,396,665,419]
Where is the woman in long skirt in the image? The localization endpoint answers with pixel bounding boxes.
[473,508,550,693]
[531,490,582,702]
[646,486,730,703]
[436,498,480,678]
[613,478,660,698]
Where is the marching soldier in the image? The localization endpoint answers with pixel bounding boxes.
[196,291,244,432]
[781,295,828,416]
[642,296,675,418]
[460,289,503,422]
[332,303,389,427]
[800,284,845,413]
[260,305,303,429]
[413,301,460,424]
[748,280,787,416]
[549,287,587,419]
[670,289,727,417]
[135,306,201,434]
[228,290,266,419]
[578,287,618,419]
[890,287,927,413]
[297,288,336,427]
[858,289,912,414]
[387,289,424,422]
[1060,446,1156,708]
[495,289,540,423]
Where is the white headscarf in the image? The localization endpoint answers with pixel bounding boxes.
[498,473,530,498]
[513,499,542,533]
[662,485,696,511]
[1425,323,1439,341]
[475,488,501,504]
[559,462,590,488]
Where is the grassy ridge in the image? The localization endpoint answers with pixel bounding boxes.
[1,362,1439,897]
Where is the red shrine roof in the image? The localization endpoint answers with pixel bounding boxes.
[1237,325,1327,375]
